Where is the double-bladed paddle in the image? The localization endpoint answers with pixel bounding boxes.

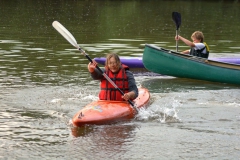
[172,12,181,52]
[52,21,138,112]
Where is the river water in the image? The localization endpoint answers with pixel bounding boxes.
[1,0,240,159]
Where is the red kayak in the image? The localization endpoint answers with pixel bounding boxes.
[72,88,150,127]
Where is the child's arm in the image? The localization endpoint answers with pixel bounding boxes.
[176,35,195,47]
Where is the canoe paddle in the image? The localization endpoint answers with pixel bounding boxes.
[52,21,138,112]
[172,12,181,52]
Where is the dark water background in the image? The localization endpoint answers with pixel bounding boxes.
[0,0,240,159]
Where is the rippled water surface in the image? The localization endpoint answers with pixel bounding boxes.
[1,0,240,159]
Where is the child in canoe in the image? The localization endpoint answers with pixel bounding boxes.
[88,53,138,101]
[175,31,210,58]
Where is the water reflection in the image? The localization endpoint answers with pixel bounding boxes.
[71,125,95,137]
[71,124,137,158]
[141,77,240,93]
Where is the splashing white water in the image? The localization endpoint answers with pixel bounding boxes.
[136,98,181,123]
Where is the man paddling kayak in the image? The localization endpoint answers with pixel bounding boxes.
[88,53,138,101]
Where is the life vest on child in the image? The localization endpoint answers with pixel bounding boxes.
[99,64,129,101]
[190,42,210,58]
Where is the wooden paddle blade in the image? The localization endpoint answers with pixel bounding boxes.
[172,12,181,30]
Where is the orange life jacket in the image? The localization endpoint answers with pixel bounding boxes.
[99,64,129,101]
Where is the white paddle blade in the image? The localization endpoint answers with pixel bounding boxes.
[52,21,79,49]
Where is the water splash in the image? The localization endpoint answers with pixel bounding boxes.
[136,99,181,123]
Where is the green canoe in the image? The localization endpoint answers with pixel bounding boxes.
[143,44,240,85]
